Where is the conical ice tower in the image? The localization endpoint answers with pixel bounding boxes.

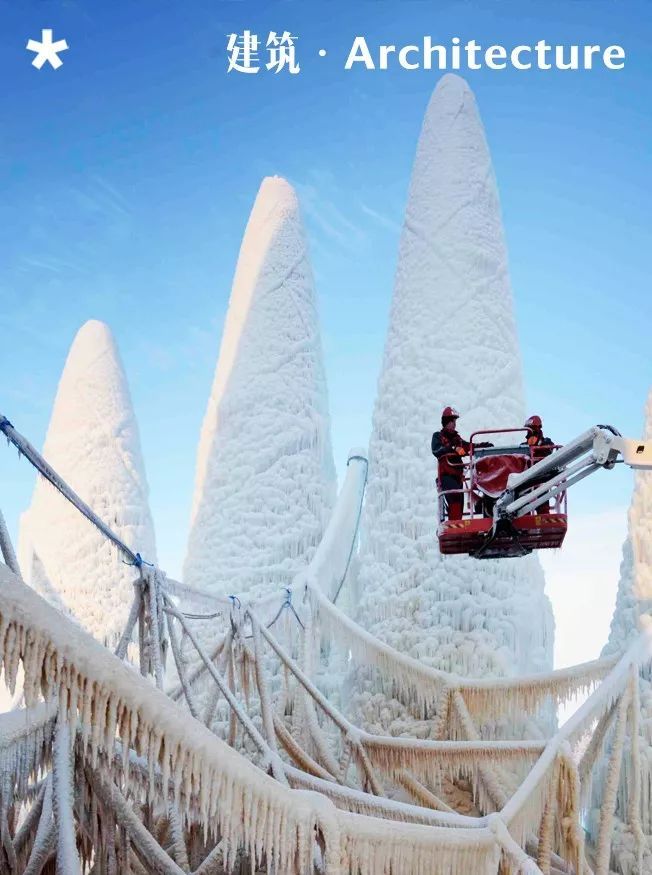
[18,320,156,646]
[604,389,652,657]
[184,176,336,601]
[592,390,652,857]
[357,75,553,679]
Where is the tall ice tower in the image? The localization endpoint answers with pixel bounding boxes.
[594,390,652,863]
[356,74,554,679]
[18,320,157,646]
[184,177,336,601]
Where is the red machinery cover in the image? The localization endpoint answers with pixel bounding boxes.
[474,454,530,498]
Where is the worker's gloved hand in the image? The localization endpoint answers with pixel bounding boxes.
[455,447,466,456]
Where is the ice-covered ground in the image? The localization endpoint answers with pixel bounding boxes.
[183,176,336,601]
[17,320,156,646]
[355,74,553,681]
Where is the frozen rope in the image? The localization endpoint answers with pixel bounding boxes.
[123,553,153,569]
[0,508,19,576]
[0,413,150,568]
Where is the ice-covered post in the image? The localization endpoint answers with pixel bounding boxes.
[52,721,82,875]
[0,509,19,576]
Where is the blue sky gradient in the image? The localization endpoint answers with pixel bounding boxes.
[1,0,650,580]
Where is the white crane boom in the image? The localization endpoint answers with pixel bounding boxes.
[495,425,652,521]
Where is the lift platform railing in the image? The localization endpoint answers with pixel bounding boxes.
[437,429,566,523]
[495,425,652,521]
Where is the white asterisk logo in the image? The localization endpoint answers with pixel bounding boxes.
[26,29,69,70]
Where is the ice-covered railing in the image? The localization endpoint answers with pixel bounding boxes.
[0,561,528,874]
[2,411,651,873]
[308,584,618,722]
[0,562,342,873]
[3,556,649,875]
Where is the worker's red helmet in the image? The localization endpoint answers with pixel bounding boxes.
[524,415,542,430]
[441,406,460,424]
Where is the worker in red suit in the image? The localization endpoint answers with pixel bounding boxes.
[431,407,470,521]
[522,415,556,513]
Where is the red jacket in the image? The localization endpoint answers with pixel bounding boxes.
[431,429,470,480]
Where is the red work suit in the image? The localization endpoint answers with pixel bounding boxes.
[522,431,556,513]
[431,429,470,521]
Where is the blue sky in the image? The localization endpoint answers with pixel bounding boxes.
[0,0,650,599]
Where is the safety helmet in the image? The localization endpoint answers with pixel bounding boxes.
[441,406,460,424]
[524,415,542,430]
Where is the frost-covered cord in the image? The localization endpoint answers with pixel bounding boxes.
[0,508,19,576]
[172,609,223,621]
[0,808,17,872]
[123,553,153,569]
[163,597,271,758]
[84,766,186,875]
[12,779,47,857]
[114,584,143,661]
[249,614,288,785]
[202,630,234,729]
[167,635,227,702]
[166,614,200,721]
[145,568,165,690]
[273,588,305,630]
[22,776,55,875]
[0,414,152,568]
[298,611,345,781]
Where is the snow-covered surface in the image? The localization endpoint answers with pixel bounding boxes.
[356,74,553,682]
[184,176,336,601]
[2,549,649,874]
[594,390,652,869]
[0,560,337,873]
[605,390,652,657]
[17,320,156,645]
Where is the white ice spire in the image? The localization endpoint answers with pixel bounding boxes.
[604,389,652,655]
[183,176,336,601]
[356,74,553,679]
[591,390,652,867]
[18,320,156,646]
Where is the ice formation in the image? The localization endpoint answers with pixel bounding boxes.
[17,320,156,646]
[593,390,652,870]
[184,176,336,601]
[356,74,553,683]
[1,545,649,874]
[604,390,652,657]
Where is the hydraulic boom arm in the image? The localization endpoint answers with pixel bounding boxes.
[494,426,652,521]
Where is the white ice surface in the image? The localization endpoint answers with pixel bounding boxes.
[604,389,652,657]
[595,390,652,865]
[356,74,553,681]
[17,319,156,645]
[184,176,336,601]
